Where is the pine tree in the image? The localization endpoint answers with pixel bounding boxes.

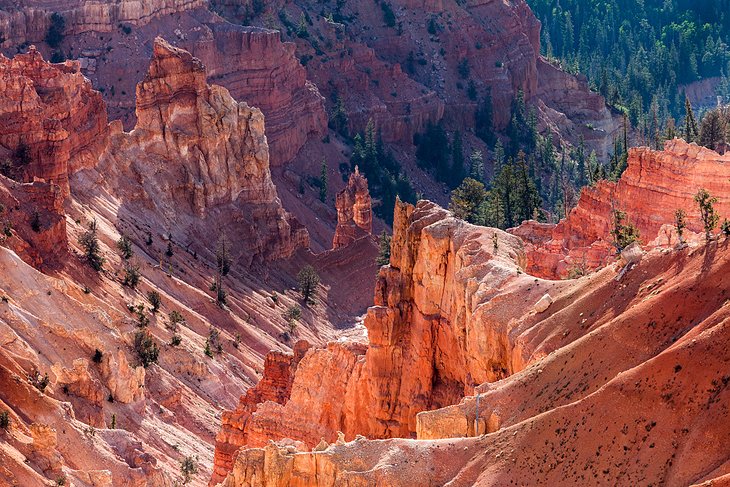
[449,178,487,223]
[79,219,104,271]
[514,151,541,224]
[297,265,320,304]
[450,131,465,187]
[493,140,505,175]
[469,150,484,183]
[674,209,686,244]
[215,234,231,306]
[694,188,719,240]
[610,209,640,252]
[319,159,328,203]
[376,230,391,266]
[684,96,699,143]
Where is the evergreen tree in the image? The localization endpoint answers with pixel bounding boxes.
[475,91,495,145]
[610,209,640,252]
[450,131,466,187]
[469,150,484,183]
[684,96,699,143]
[449,178,487,223]
[674,208,687,244]
[79,219,104,271]
[297,265,320,304]
[694,188,719,240]
[514,151,541,224]
[376,230,392,266]
[319,159,328,203]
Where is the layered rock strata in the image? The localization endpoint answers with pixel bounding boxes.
[88,37,308,262]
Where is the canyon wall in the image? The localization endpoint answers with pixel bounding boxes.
[332,167,372,249]
[211,198,584,482]
[513,139,730,278]
[0,46,108,196]
[184,25,327,166]
[88,37,308,262]
[0,0,206,44]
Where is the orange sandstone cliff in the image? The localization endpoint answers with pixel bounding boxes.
[213,193,730,486]
[512,139,730,279]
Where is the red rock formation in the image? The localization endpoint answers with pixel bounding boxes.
[512,139,730,278]
[184,25,327,166]
[211,341,311,486]
[86,37,309,261]
[215,199,730,487]
[0,0,207,44]
[332,167,372,249]
[0,46,108,196]
[211,199,576,481]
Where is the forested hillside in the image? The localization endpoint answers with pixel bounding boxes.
[530,0,730,129]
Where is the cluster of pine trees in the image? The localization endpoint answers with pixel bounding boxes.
[530,0,730,136]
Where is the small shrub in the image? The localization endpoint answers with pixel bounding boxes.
[165,240,174,258]
[134,304,150,328]
[168,310,186,332]
[147,291,161,313]
[122,262,140,288]
[207,328,223,355]
[92,349,103,364]
[0,410,9,430]
[79,219,104,271]
[170,334,182,347]
[284,305,302,333]
[133,330,159,368]
[117,234,134,260]
[29,370,50,392]
[55,476,66,487]
[30,210,41,233]
[180,455,198,484]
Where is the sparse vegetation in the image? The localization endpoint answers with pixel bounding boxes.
[134,304,150,328]
[297,265,320,304]
[285,305,302,333]
[29,370,50,392]
[376,230,391,266]
[147,290,161,313]
[122,262,140,288]
[167,310,186,332]
[117,234,134,260]
[674,209,687,244]
[610,209,640,252]
[92,349,103,364]
[180,455,199,484]
[133,330,159,368]
[205,327,223,357]
[79,219,105,271]
[45,13,65,48]
[694,188,719,241]
[0,410,9,430]
[214,234,231,307]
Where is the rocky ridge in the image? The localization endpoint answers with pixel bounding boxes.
[512,139,730,278]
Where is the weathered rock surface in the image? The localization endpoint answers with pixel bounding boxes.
[332,167,372,249]
[512,139,730,278]
[184,25,327,166]
[216,200,730,487]
[87,37,309,262]
[0,0,207,44]
[0,46,108,194]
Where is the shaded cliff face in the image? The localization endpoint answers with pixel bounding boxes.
[225,0,620,157]
[512,139,730,278]
[0,3,327,167]
[332,168,372,249]
[214,197,730,487]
